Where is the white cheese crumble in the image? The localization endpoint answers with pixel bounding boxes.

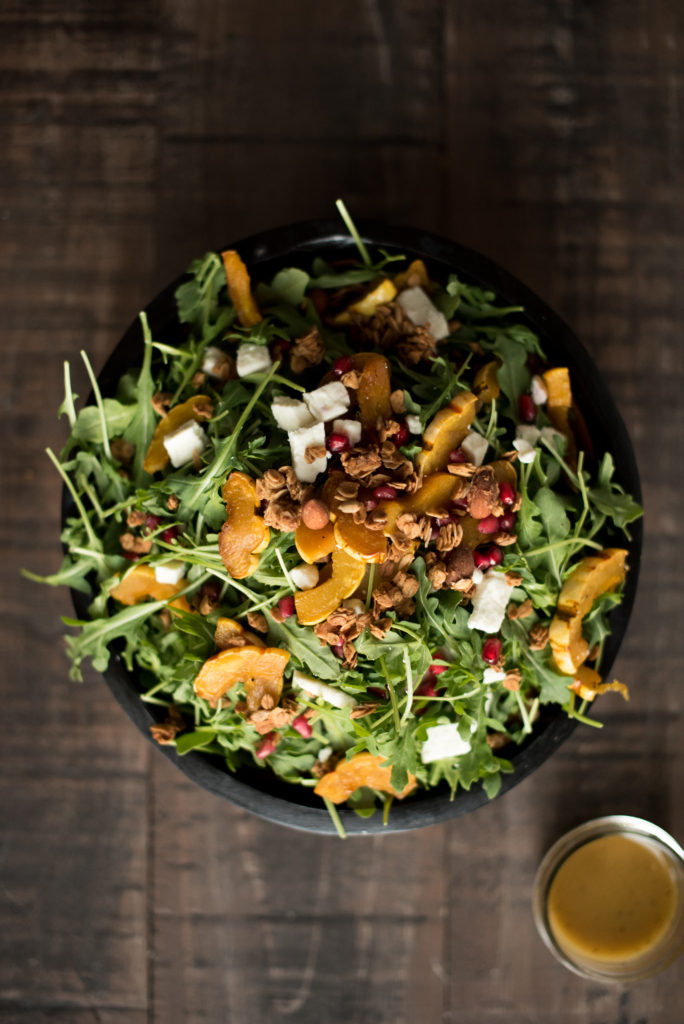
[483,667,506,685]
[271,395,315,432]
[397,286,450,341]
[288,421,328,482]
[201,346,227,377]
[461,430,489,467]
[531,374,548,405]
[236,343,272,378]
[472,567,484,585]
[291,669,356,709]
[304,381,350,423]
[513,437,537,464]
[421,722,476,763]
[467,568,515,633]
[289,563,319,590]
[342,598,366,615]
[154,560,186,585]
[516,424,541,446]
[406,413,422,435]
[161,419,207,468]
[331,417,362,446]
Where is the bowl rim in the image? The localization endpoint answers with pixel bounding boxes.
[65,218,643,835]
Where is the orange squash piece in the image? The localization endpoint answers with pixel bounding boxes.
[549,549,628,675]
[294,548,366,626]
[380,472,459,538]
[542,366,577,465]
[394,258,430,291]
[295,520,336,563]
[143,395,213,475]
[194,645,290,709]
[110,564,191,613]
[218,472,270,579]
[221,250,262,328]
[416,391,478,476]
[214,617,265,650]
[334,513,387,563]
[357,353,392,435]
[569,666,629,703]
[314,752,417,804]
[473,360,501,403]
[332,279,397,324]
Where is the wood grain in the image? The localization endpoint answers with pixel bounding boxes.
[1,1,683,1021]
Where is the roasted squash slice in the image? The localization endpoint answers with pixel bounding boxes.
[415,391,478,476]
[110,563,191,613]
[549,549,628,674]
[194,644,289,709]
[143,395,213,475]
[314,752,417,804]
[221,250,262,328]
[294,548,365,625]
[218,472,270,579]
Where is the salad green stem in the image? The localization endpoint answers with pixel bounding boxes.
[46,447,99,550]
[335,198,372,267]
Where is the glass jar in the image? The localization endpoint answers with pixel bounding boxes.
[533,815,684,982]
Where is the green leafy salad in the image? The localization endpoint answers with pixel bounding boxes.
[29,211,642,832]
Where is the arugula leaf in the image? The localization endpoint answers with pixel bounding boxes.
[494,335,531,407]
[71,399,136,444]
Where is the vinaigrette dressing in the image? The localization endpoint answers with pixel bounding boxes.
[547,834,678,964]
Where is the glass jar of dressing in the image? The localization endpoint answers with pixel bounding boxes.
[533,816,684,982]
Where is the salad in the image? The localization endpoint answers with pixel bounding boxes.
[29,209,642,833]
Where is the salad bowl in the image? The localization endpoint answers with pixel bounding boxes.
[64,219,642,835]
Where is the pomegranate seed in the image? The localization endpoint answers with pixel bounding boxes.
[326,432,351,454]
[499,481,516,506]
[473,548,492,569]
[364,497,378,512]
[332,355,354,377]
[482,638,503,665]
[430,663,447,676]
[372,485,397,500]
[278,595,295,619]
[123,551,140,561]
[499,511,517,532]
[448,447,466,464]
[256,732,278,759]
[484,544,503,566]
[144,514,161,534]
[368,686,388,699]
[394,423,410,447]
[415,678,438,698]
[161,526,180,543]
[333,641,345,659]
[430,524,439,541]
[451,497,469,512]
[292,715,312,738]
[477,515,500,535]
[518,394,536,423]
[435,516,453,527]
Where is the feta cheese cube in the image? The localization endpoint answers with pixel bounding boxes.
[421,722,476,763]
[531,374,548,405]
[271,395,315,432]
[467,568,515,633]
[236,343,272,378]
[342,598,366,615]
[483,667,506,685]
[472,567,484,585]
[288,421,328,482]
[292,669,356,709]
[162,419,207,468]
[397,286,450,341]
[304,381,350,423]
[516,424,541,446]
[289,563,320,590]
[202,346,227,377]
[154,560,186,585]
[461,430,489,467]
[406,413,422,435]
[317,745,333,762]
[513,438,537,464]
[332,417,362,446]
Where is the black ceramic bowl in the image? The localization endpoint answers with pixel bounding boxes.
[67,219,642,835]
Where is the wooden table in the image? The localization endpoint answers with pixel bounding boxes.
[2,2,683,1021]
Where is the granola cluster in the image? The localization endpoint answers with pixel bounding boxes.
[256,467,311,532]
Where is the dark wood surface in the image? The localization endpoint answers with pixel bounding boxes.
[2,1,683,1021]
